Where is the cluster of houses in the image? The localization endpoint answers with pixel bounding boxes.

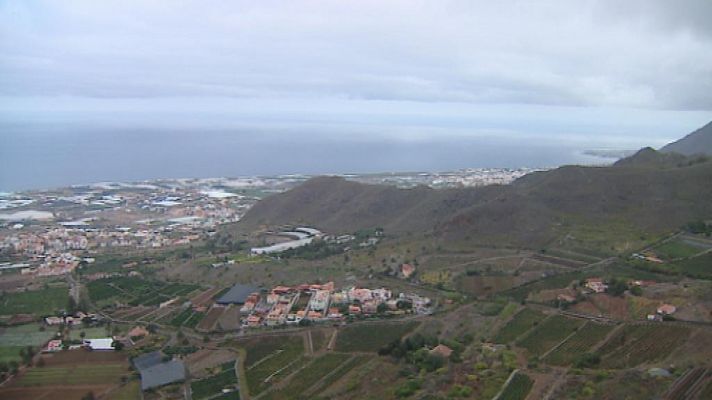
[44,311,100,326]
[216,282,432,328]
[555,277,680,323]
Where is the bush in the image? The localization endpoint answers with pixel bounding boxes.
[574,353,601,368]
[395,379,422,398]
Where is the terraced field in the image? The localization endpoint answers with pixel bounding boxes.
[191,361,238,400]
[335,321,419,352]
[261,353,352,400]
[14,364,127,386]
[598,325,691,368]
[516,315,584,356]
[545,322,615,365]
[239,335,305,395]
[87,277,199,307]
[498,371,533,400]
[492,308,546,344]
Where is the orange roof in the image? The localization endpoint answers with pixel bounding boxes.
[430,344,453,358]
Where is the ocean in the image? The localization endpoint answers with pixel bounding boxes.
[0,127,608,191]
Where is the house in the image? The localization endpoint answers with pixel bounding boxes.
[557,294,576,303]
[327,307,343,319]
[272,286,292,294]
[400,263,416,279]
[44,339,63,353]
[430,344,453,358]
[657,304,677,315]
[45,316,64,325]
[246,315,262,327]
[129,325,150,339]
[83,338,115,351]
[584,278,608,293]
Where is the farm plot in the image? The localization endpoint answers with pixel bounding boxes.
[308,355,371,395]
[653,240,705,260]
[14,364,127,386]
[191,361,238,400]
[598,324,691,368]
[498,371,533,400]
[238,335,305,396]
[673,253,712,280]
[0,324,57,362]
[516,315,584,356]
[261,353,352,400]
[492,308,545,344]
[0,285,69,316]
[196,306,225,332]
[87,277,199,307]
[335,321,419,352]
[545,322,615,366]
[168,308,205,328]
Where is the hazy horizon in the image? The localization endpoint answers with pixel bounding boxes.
[2,1,712,190]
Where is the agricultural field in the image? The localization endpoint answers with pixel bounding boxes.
[191,361,238,400]
[551,369,673,400]
[261,353,352,400]
[66,326,110,340]
[0,323,57,362]
[545,322,615,366]
[516,315,584,356]
[492,308,545,344]
[0,285,69,316]
[653,239,705,260]
[168,307,205,328]
[672,253,712,280]
[498,371,533,400]
[87,276,199,307]
[106,380,140,400]
[237,335,305,396]
[598,324,691,368]
[312,355,371,394]
[13,364,127,386]
[335,321,419,352]
[0,350,132,400]
[196,306,225,331]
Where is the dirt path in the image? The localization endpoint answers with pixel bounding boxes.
[540,368,569,400]
[234,347,251,400]
[305,330,314,355]
[327,329,338,351]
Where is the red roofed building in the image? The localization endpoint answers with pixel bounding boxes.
[400,263,416,279]
[657,304,677,315]
[430,344,453,358]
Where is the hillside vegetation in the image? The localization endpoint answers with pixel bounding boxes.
[238,150,712,253]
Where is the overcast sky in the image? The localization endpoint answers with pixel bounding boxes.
[1,0,712,147]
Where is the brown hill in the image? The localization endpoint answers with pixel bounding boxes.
[661,120,712,156]
[238,158,712,251]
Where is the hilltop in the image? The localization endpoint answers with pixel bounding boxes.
[238,124,712,253]
[661,120,712,156]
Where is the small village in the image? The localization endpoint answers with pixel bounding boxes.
[214,281,433,328]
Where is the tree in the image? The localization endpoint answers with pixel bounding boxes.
[607,278,628,297]
[630,285,643,296]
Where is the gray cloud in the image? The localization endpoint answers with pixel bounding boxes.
[0,0,710,111]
